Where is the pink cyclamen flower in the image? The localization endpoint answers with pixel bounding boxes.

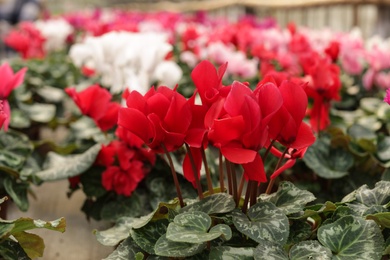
[384,88,390,105]
[0,63,27,131]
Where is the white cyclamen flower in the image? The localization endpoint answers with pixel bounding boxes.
[35,18,73,52]
[69,31,181,94]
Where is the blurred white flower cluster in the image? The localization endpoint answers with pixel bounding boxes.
[69,31,182,94]
[35,18,73,52]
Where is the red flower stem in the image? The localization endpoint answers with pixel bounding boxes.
[219,151,225,192]
[185,144,204,200]
[242,181,252,213]
[263,139,276,161]
[161,144,185,207]
[265,147,289,194]
[250,180,258,207]
[229,162,238,206]
[200,148,213,194]
[237,172,245,205]
[225,159,233,195]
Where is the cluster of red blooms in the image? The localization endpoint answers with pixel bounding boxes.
[4,22,46,59]
[118,61,316,200]
[65,85,155,196]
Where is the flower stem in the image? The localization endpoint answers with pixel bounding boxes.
[185,144,203,200]
[265,147,288,194]
[229,162,238,206]
[200,148,213,194]
[226,159,233,195]
[219,151,225,192]
[242,180,252,213]
[250,180,258,207]
[162,144,185,207]
[237,172,245,205]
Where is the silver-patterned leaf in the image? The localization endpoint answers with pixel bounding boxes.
[36,85,65,102]
[166,211,231,243]
[232,202,289,245]
[180,193,235,214]
[130,220,168,254]
[18,102,56,123]
[253,241,288,260]
[289,241,332,260]
[103,238,141,260]
[34,143,101,181]
[154,234,205,257]
[259,182,316,215]
[342,181,390,206]
[94,217,136,246]
[318,216,384,260]
[209,246,253,260]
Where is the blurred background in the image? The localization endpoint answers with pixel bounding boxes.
[41,0,389,38]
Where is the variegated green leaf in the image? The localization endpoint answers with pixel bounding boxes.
[253,241,288,260]
[94,217,136,246]
[3,177,29,212]
[154,234,205,257]
[103,238,142,260]
[318,216,384,260]
[289,241,332,260]
[342,181,390,206]
[258,182,316,215]
[34,143,101,181]
[287,220,312,245]
[36,85,64,102]
[210,246,254,260]
[180,193,235,214]
[130,220,168,254]
[232,202,289,245]
[18,102,56,123]
[166,211,231,243]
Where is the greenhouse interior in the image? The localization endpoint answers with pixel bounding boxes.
[1,0,390,259]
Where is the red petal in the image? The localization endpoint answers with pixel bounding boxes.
[291,122,316,150]
[221,144,257,164]
[209,116,245,146]
[182,147,202,187]
[191,60,219,98]
[242,154,267,182]
[270,159,296,179]
[118,108,152,143]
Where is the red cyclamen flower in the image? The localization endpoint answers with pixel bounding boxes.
[118,86,192,153]
[65,84,120,131]
[385,88,390,105]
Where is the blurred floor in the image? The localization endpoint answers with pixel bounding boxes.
[7,180,114,260]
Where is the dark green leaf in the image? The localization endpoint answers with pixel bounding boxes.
[94,217,136,246]
[100,194,141,222]
[103,237,142,260]
[130,219,168,254]
[303,138,353,179]
[0,239,30,260]
[366,212,390,228]
[3,177,29,212]
[253,241,287,260]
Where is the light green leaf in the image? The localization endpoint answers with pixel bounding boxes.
[210,246,254,260]
[36,85,65,102]
[376,136,390,162]
[10,109,31,128]
[258,181,316,215]
[366,212,390,228]
[166,211,231,244]
[13,231,44,259]
[289,241,332,260]
[0,223,15,240]
[94,217,136,246]
[18,102,56,123]
[303,138,354,179]
[34,143,101,181]
[103,238,142,260]
[232,202,289,245]
[154,234,205,257]
[70,116,102,140]
[318,216,384,260]
[132,201,180,229]
[253,241,287,260]
[9,217,66,234]
[130,220,168,254]
[180,193,235,215]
